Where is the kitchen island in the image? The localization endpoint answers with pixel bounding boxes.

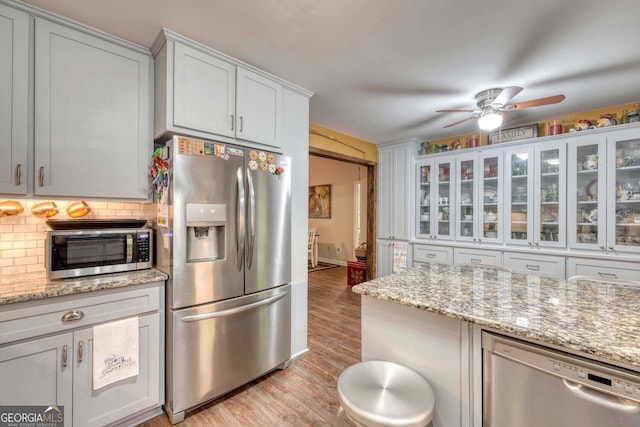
[352,264,640,427]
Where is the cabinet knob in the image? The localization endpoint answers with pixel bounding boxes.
[61,309,84,322]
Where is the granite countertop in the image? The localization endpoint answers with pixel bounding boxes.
[353,264,640,369]
[0,269,168,305]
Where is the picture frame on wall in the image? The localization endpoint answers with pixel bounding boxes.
[309,184,331,218]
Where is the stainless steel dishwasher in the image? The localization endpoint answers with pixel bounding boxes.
[483,331,640,426]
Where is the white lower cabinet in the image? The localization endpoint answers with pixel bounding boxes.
[567,257,640,282]
[454,247,501,266]
[377,239,409,277]
[503,252,565,279]
[0,284,162,427]
[362,296,475,427]
[413,244,453,266]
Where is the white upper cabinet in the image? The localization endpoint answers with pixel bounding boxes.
[154,30,284,150]
[33,17,152,199]
[172,41,236,138]
[416,156,455,241]
[0,4,28,194]
[236,67,282,148]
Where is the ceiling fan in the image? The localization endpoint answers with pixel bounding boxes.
[436,86,565,130]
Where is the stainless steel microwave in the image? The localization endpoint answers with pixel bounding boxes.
[46,220,152,279]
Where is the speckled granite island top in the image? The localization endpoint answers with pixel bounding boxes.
[353,264,640,369]
[0,269,168,305]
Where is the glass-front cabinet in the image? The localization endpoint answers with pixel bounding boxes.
[455,151,502,243]
[504,141,566,247]
[607,129,640,253]
[567,134,605,250]
[417,158,455,241]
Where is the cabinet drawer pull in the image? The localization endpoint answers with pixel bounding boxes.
[62,344,68,367]
[598,272,617,279]
[78,340,83,363]
[239,116,244,132]
[15,164,22,186]
[526,264,540,271]
[61,309,84,322]
[470,258,481,263]
[230,114,235,131]
[39,166,45,187]
[427,253,436,258]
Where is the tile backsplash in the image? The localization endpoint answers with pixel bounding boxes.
[0,199,150,276]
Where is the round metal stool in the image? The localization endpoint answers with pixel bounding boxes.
[337,360,435,427]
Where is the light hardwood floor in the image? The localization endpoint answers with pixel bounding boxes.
[139,266,360,426]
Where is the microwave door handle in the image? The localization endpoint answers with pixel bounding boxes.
[246,169,256,270]
[126,235,133,263]
[236,167,245,272]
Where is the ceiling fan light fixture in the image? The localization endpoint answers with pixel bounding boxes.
[478,111,503,131]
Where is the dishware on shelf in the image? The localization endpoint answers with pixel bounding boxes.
[582,154,598,170]
[464,214,473,220]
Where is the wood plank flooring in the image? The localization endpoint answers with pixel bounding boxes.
[139,266,360,426]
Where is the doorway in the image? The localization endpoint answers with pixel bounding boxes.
[309,146,377,280]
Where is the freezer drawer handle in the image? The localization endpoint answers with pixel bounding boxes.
[562,379,640,413]
[181,292,287,322]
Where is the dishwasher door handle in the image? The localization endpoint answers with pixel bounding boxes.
[562,379,640,413]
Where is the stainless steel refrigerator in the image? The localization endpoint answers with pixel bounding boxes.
[154,135,292,424]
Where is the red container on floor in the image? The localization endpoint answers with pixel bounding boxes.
[347,261,367,286]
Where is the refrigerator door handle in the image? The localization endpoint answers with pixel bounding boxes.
[236,167,245,271]
[181,292,287,322]
[246,169,256,270]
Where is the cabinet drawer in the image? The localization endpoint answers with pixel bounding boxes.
[454,248,501,266]
[0,284,160,344]
[567,258,640,282]
[503,252,565,279]
[413,244,453,265]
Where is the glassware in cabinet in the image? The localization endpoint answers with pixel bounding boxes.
[611,136,640,250]
[417,163,432,237]
[567,137,604,249]
[505,148,532,244]
[435,160,453,239]
[480,154,501,242]
[457,157,475,240]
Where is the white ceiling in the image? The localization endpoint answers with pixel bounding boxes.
[21,0,640,144]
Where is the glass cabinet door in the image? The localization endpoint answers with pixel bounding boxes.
[417,162,433,238]
[456,154,476,241]
[505,147,533,245]
[535,142,566,247]
[435,159,454,240]
[568,135,605,249]
[480,152,502,242]
[609,134,640,252]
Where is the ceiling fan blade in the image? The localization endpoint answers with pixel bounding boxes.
[443,115,479,128]
[436,109,477,113]
[493,86,523,106]
[509,94,565,110]
[499,112,513,123]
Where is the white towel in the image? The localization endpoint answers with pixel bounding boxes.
[92,317,139,390]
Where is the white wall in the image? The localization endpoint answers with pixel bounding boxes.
[309,156,367,264]
[281,87,310,357]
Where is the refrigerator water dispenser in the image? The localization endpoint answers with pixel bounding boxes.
[186,203,226,262]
